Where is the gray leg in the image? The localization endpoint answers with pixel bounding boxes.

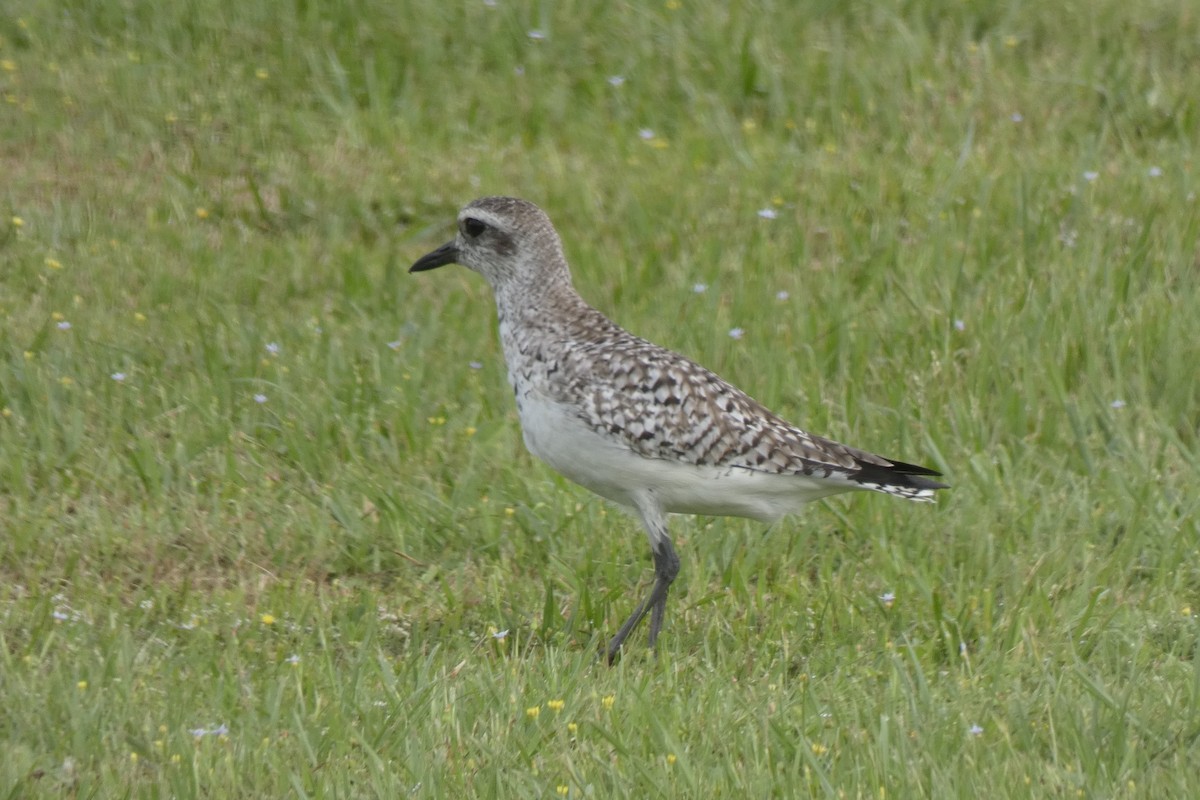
[606,498,680,664]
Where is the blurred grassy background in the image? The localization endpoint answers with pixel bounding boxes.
[2,0,1198,796]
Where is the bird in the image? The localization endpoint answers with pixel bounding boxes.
[410,196,947,662]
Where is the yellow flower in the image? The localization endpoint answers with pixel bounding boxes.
[170,754,181,764]
[195,208,209,219]
[601,694,615,710]
[548,699,565,712]
[11,216,24,227]
[256,68,269,80]
[666,0,681,8]
[59,376,74,387]
[260,613,275,625]
[134,312,147,323]
[666,754,677,765]
[811,742,828,755]
[557,785,569,796]
[45,258,63,270]
[129,752,138,763]
[1004,35,1018,48]
[465,426,477,436]
[77,680,88,690]
[1,60,15,72]
[504,507,516,517]
[526,706,540,719]
[567,722,578,734]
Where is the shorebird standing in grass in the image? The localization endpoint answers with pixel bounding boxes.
[411,196,947,662]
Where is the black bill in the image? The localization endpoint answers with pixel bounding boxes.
[409,241,460,273]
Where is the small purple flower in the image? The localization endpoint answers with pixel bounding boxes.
[638,128,655,140]
[57,321,72,330]
[111,372,127,382]
[954,319,966,332]
[728,328,745,340]
[265,342,280,355]
[692,283,708,294]
[526,29,546,41]
[387,340,402,351]
[879,591,896,606]
[253,393,268,404]
[969,724,983,736]
[757,208,778,220]
[1083,170,1099,182]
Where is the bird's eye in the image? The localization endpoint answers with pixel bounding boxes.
[462,217,487,237]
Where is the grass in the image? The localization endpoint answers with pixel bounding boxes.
[2,0,1199,795]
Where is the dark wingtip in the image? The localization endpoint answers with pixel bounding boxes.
[855,458,950,492]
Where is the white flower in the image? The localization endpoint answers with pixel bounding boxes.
[265,342,280,355]
[728,327,745,340]
[607,75,626,87]
[969,724,983,736]
[492,629,509,640]
[775,290,789,301]
[692,283,708,294]
[387,340,403,350]
[526,29,546,40]
[1147,166,1162,177]
[954,319,966,331]
[111,372,126,382]
[468,360,484,370]
[1010,112,1023,123]
[757,208,778,219]
[285,654,301,664]
[1110,399,1126,409]
[1083,170,1099,182]
[191,724,229,738]
[638,128,655,140]
[57,321,71,330]
[879,591,895,606]
[253,393,268,404]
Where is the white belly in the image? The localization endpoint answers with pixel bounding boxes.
[515,391,854,523]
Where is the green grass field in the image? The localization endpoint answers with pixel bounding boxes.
[3,0,1199,796]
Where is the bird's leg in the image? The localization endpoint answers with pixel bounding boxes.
[607,499,678,664]
[645,537,681,649]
